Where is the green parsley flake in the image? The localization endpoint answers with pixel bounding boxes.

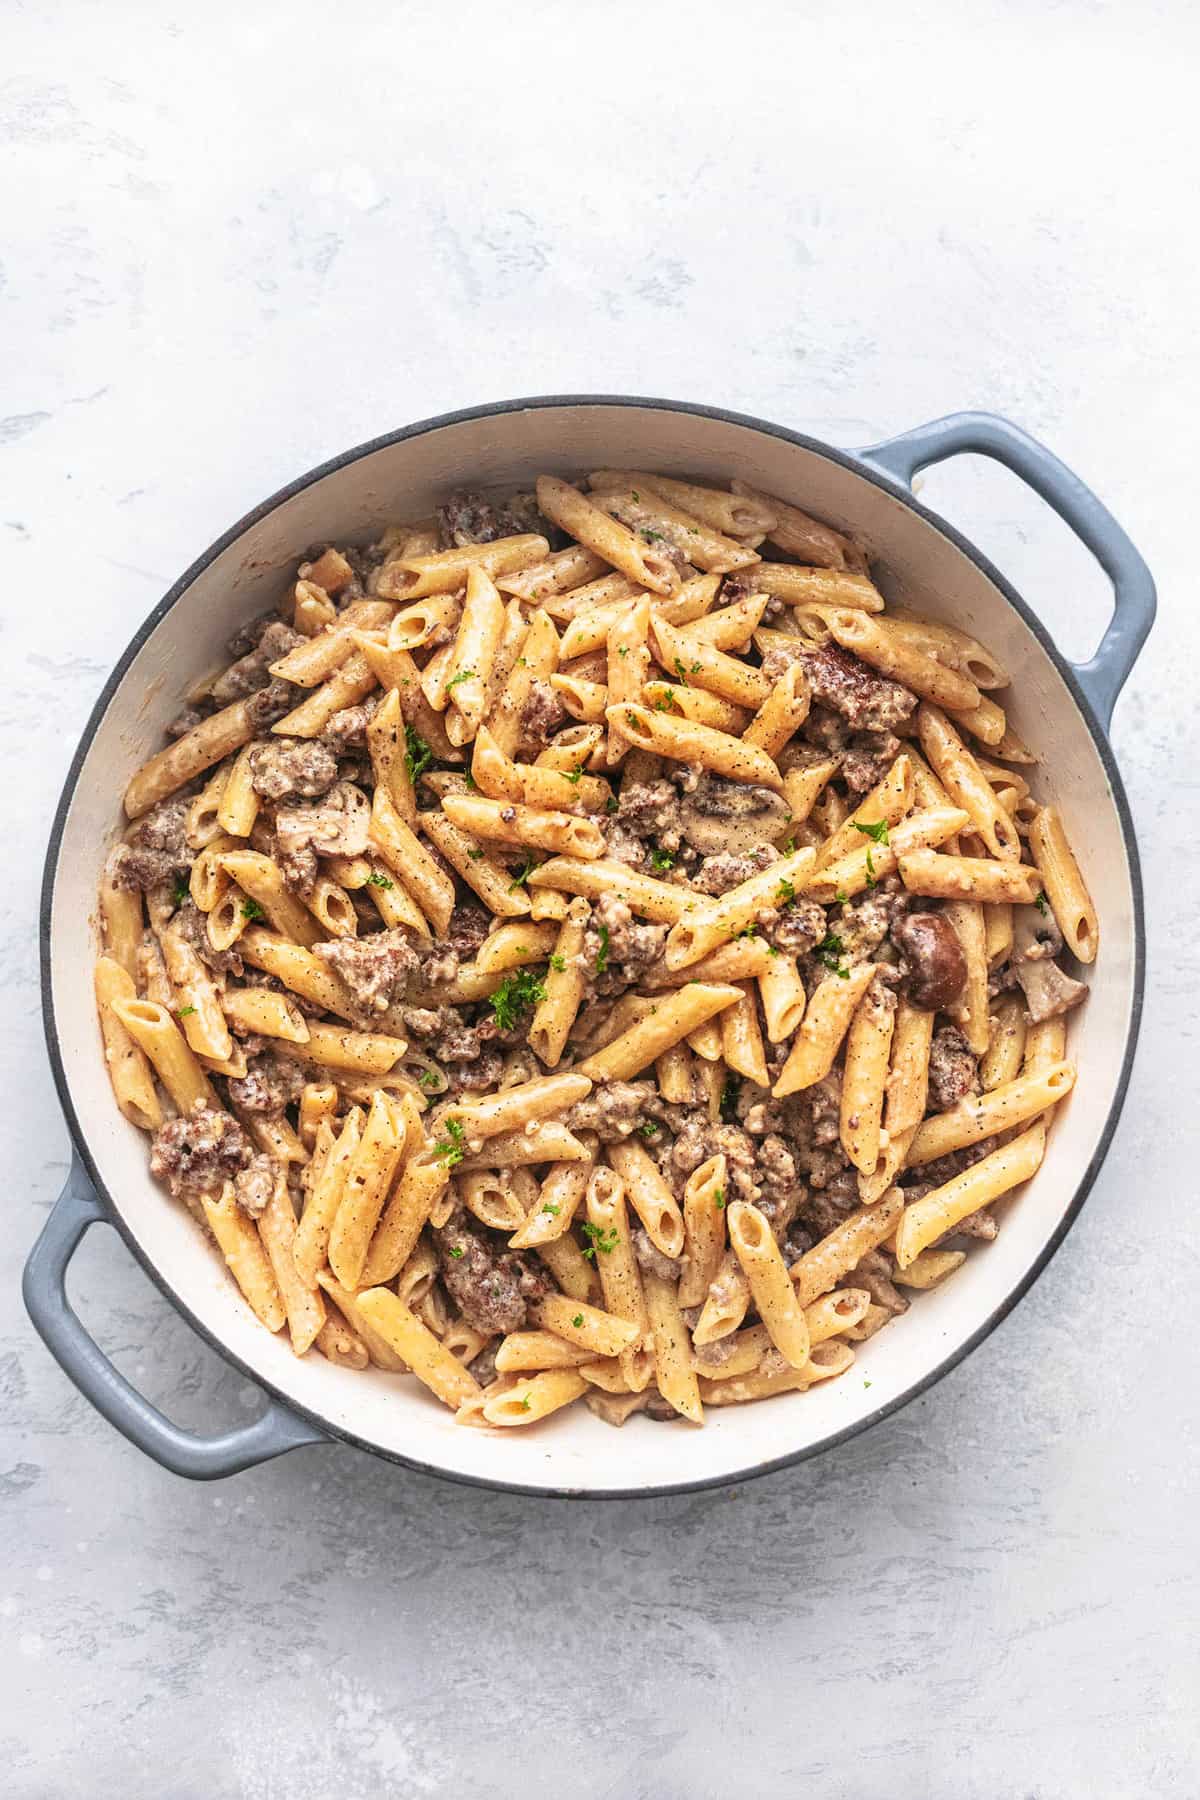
[507,855,536,891]
[489,968,547,1031]
[1035,892,1050,916]
[595,922,611,974]
[581,1222,619,1259]
[418,1069,440,1090]
[814,932,850,979]
[404,725,433,782]
[713,1185,725,1210]
[468,847,485,861]
[365,870,394,889]
[781,836,796,855]
[565,763,585,784]
[448,1245,465,1259]
[639,1121,659,1139]
[519,1396,532,1411]
[432,1118,467,1168]
[673,657,689,682]
[834,889,849,905]
[241,898,265,921]
[549,954,567,973]
[447,667,475,690]
[177,1005,196,1018]
[605,795,619,815]
[651,848,675,871]
[853,818,890,845]
[541,1201,561,1217]
[776,876,796,905]
[865,845,877,888]
[172,876,190,908]
[631,490,640,502]
[618,645,630,658]
[572,1313,584,1328]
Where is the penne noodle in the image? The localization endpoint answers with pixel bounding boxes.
[536,476,680,595]
[203,1184,286,1332]
[1028,805,1098,963]
[94,958,163,1131]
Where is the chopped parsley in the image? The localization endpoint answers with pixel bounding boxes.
[581,1222,619,1259]
[541,1201,561,1217]
[489,967,547,1030]
[713,1185,726,1210]
[834,888,849,905]
[507,855,537,891]
[365,870,394,889]
[852,818,890,845]
[865,846,877,888]
[517,657,529,668]
[432,1118,467,1168]
[735,923,759,940]
[404,725,433,782]
[519,1396,532,1411]
[448,1245,465,1259]
[565,762,585,784]
[447,667,475,690]
[617,644,630,658]
[720,1073,740,1122]
[463,770,477,790]
[468,847,485,861]
[605,794,619,815]
[572,1312,584,1328]
[640,526,667,545]
[418,1068,440,1090]
[863,1379,872,1390]
[639,1121,659,1140]
[781,836,796,855]
[690,661,702,674]
[177,1005,196,1018]
[595,923,611,974]
[630,490,640,502]
[241,898,265,921]
[1035,892,1050,916]
[549,953,567,973]
[651,848,675,871]
[776,875,796,905]
[673,657,689,682]
[814,932,850,979]
[172,875,190,908]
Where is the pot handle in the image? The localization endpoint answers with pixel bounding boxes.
[857,410,1156,726]
[23,1156,328,1479]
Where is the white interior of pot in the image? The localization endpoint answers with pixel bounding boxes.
[49,403,1137,1493]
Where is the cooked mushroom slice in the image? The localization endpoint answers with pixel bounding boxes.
[276,781,372,859]
[1010,904,1088,1022]
[678,773,791,855]
[891,910,968,1013]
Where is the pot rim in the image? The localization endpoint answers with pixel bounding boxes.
[39,393,1146,1498]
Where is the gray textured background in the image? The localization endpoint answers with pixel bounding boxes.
[4,2,1197,1794]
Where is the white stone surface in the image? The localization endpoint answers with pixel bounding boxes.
[3,1,1197,1793]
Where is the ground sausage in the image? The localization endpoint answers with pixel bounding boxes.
[209,621,301,705]
[233,1153,277,1218]
[582,893,668,998]
[565,1080,661,1141]
[926,1025,979,1112]
[433,1207,549,1335]
[250,737,340,800]
[314,928,421,1019]
[108,798,192,892]
[149,1102,252,1199]
[795,644,917,733]
[227,1052,307,1116]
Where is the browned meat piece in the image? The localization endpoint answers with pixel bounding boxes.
[582,893,668,998]
[614,777,683,844]
[437,489,546,547]
[797,644,917,733]
[693,846,778,896]
[172,897,244,979]
[433,1206,550,1335]
[756,1133,806,1237]
[233,1152,277,1217]
[892,910,967,1012]
[834,880,904,966]
[445,903,492,959]
[245,678,301,729]
[149,1102,252,1200]
[108,798,192,892]
[467,1342,500,1389]
[901,1137,999,1200]
[795,1165,861,1237]
[841,730,905,794]
[321,696,379,755]
[605,823,651,867]
[275,782,371,892]
[519,680,565,753]
[632,1227,682,1282]
[927,1025,979,1113]
[315,928,421,1018]
[210,621,301,705]
[402,1005,504,1094]
[852,1248,909,1315]
[677,772,790,856]
[769,895,827,956]
[225,612,277,658]
[666,1113,758,1204]
[565,1080,660,1141]
[166,703,210,739]
[227,1052,307,1115]
[799,704,850,755]
[250,737,340,801]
